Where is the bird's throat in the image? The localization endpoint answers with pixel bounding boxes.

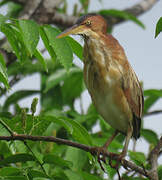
[84,35,112,67]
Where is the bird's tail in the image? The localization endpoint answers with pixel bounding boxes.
[132,114,141,140]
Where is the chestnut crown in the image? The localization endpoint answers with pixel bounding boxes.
[76,14,107,34]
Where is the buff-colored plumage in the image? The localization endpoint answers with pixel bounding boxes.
[57,14,144,159]
[83,25,143,138]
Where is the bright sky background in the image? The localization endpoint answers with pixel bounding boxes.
[0,0,162,164]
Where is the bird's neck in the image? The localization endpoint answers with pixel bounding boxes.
[83,33,112,67]
[83,33,128,69]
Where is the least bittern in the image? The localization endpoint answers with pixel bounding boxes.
[57,14,144,167]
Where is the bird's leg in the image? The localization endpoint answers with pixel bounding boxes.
[120,125,133,159]
[109,125,133,169]
[132,139,137,152]
[103,130,119,149]
[90,130,119,171]
[99,130,119,160]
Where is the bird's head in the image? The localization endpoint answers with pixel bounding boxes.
[57,14,107,39]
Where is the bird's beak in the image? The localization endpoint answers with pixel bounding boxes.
[56,24,85,39]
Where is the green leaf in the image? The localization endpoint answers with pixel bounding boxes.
[0,167,21,176]
[0,1,9,7]
[129,151,146,166]
[0,53,5,67]
[30,116,51,135]
[0,23,28,62]
[0,23,21,60]
[79,0,89,13]
[155,17,162,38]
[144,96,159,113]
[18,19,39,56]
[34,49,48,72]
[39,26,56,62]
[52,168,70,180]
[43,154,73,168]
[141,129,158,146]
[61,70,84,104]
[7,2,22,18]
[0,176,28,180]
[44,67,82,92]
[27,170,48,179]
[0,141,12,157]
[3,90,40,111]
[65,147,87,171]
[41,84,64,110]
[0,14,8,25]
[66,36,83,60]
[80,171,103,180]
[158,165,162,180]
[43,25,73,70]
[0,53,9,89]
[144,89,162,113]
[64,170,83,180]
[99,9,145,29]
[144,89,162,97]
[0,153,35,165]
[63,117,92,145]
[99,116,111,131]
[122,175,147,180]
[44,68,66,93]
[104,164,117,179]
[40,115,73,134]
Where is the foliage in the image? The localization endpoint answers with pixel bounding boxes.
[0,1,161,180]
[155,17,162,38]
[99,9,145,29]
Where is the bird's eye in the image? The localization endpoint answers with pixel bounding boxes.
[86,20,91,26]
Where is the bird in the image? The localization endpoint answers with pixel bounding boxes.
[57,14,144,166]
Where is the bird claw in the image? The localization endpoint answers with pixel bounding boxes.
[108,152,127,171]
[108,153,124,180]
[91,146,124,180]
[109,152,121,169]
[90,146,108,172]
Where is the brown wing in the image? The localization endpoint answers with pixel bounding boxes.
[122,65,144,139]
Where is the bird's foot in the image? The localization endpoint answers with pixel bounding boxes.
[90,146,125,179]
[90,146,108,172]
[109,152,125,169]
[108,153,126,180]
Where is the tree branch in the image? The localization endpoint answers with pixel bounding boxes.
[144,110,162,117]
[33,0,159,28]
[0,133,151,178]
[125,0,159,16]
[10,0,159,28]
[148,136,162,180]
[19,0,42,20]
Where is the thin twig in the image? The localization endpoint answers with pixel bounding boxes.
[23,141,47,175]
[0,118,47,174]
[0,119,14,135]
[144,110,162,117]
